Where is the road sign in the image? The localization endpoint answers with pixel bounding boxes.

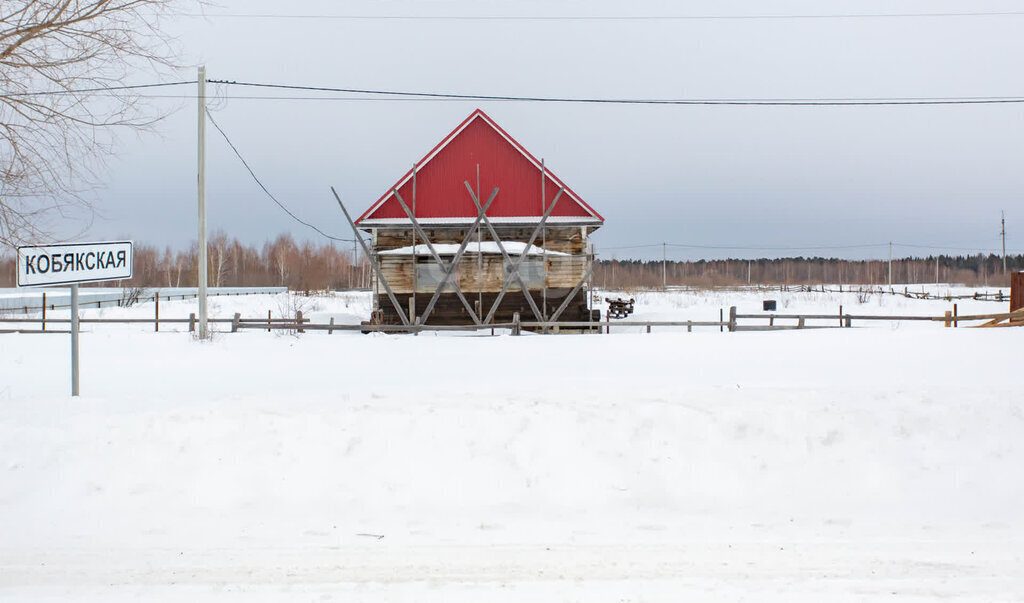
[15,240,133,397]
[16,241,133,287]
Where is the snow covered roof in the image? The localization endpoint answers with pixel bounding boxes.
[378,241,569,257]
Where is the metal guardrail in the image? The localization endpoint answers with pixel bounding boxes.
[0,287,286,314]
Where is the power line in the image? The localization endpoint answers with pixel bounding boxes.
[10,79,1024,107]
[3,81,194,97]
[204,111,354,243]
[184,11,1024,21]
[599,242,1008,254]
[208,80,1024,106]
[667,242,889,251]
[893,242,1003,253]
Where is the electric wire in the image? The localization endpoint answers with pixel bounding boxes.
[184,11,1024,21]
[599,242,1008,254]
[207,80,1024,106]
[9,79,1024,107]
[205,111,354,243]
[3,81,194,97]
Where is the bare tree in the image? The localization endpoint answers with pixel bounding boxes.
[208,229,228,288]
[1,0,185,246]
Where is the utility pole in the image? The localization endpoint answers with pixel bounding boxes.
[197,66,209,339]
[662,242,667,289]
[747,259,751,285]
[1001,210,1007,274]
[888,241,892,289]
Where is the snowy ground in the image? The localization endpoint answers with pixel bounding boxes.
[0,287,1021,601]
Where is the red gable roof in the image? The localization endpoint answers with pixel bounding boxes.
[356,109,603,226]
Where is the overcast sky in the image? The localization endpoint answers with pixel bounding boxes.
[83,0,1024,260]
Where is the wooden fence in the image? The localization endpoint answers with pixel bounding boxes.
[0,312,310,335]
[729,306,1024,331]
[745,284,1012,302]
[2,306,1021,335]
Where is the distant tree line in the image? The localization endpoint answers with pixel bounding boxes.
[1,235,1019,290]
[0,232,372,291]
[595,254,1023,289]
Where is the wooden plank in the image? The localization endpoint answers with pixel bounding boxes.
[1012,272,1024,312]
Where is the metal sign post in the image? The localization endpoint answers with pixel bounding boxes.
[16,241,133,397]
[70,284,80,396]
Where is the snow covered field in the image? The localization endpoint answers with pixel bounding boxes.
[1,287,1021,601]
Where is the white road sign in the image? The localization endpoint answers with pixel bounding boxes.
[17,241,133,287]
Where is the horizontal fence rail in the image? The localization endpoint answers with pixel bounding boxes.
[731,308,1023,331]
[2,306,1020,335]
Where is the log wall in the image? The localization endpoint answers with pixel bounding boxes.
[369,225,596,325]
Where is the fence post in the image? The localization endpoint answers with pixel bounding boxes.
[231,312,240,333]
[267,310,271,333]
[646,324,651,334]
[839,305,843,327]
[953,303,958,328]
[512,311,521,336]
[329,317,335,335]
[189,313,196,333]
[798,317,805,329]
[41,293,46,331]
[728,306,737,332]
[296,310,304,333]
[155,294,160,332]
[687,321,692,333]
[845,316,852,328]
[944,310,952,328]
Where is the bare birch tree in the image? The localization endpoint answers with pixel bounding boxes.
[1,0,184,246]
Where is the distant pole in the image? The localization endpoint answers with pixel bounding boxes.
[1001,210,1007,274]
[935,255,939,285]
[888,241,893,288]
[662,242,667,289]
[197,65,209,339]
[747,259,751,285]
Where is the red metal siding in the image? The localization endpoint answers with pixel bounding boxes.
[356,110,602,223]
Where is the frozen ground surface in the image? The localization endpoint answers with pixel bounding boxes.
[0,287,1021,601]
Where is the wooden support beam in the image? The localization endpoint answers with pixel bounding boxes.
[392,190,482,325]
[417,187,499,325]
[483,187,564,324]
[548,260,596,324]
[464,181,545,324]
[332,187,410,326]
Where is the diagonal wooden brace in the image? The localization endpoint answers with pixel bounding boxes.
[483,187,564,324]
[331,187,410,326]
[392,189,482,325]
[548,257,596,324]
[465,182,545,324]
[417,187,499,325]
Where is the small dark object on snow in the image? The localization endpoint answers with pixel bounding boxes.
[763,300,777,311]
[605,297,635,319]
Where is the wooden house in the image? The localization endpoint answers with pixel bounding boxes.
[354,109,604,326]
